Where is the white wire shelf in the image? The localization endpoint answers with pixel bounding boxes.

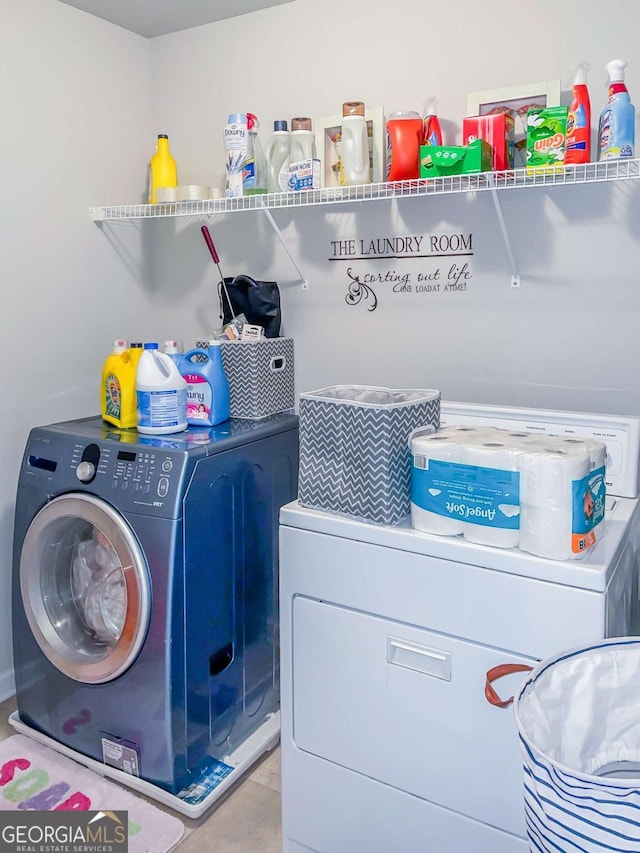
[90,158,640,221]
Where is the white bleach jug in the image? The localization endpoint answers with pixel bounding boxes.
[136,342,187,435]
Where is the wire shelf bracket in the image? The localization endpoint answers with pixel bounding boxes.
[260,203,308,290]
[487,174,520,288]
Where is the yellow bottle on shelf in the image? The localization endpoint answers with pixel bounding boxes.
[128,341,144,377]
[101,339,137,429]
[149,133,178,204]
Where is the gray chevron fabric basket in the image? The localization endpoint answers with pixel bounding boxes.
[298,385,440,525]
[219,337,295,419]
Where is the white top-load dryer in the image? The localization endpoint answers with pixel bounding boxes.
[279,402,640,853]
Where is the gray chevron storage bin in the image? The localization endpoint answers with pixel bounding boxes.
[298,385,440,525]
[219,337,295,419]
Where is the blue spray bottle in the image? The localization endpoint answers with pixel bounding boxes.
[181,341,230,426]
[598,59,635,160]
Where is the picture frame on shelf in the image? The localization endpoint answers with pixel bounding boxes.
[466,81,561,168]
[314,106,386,188]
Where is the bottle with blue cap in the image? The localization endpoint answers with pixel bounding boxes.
[265,120,291,193]
[136,343,187,435]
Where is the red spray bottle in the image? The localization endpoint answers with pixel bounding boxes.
[423,97,443,146]
[565,62,591,165]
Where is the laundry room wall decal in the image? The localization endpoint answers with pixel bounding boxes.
[328,231,474,311]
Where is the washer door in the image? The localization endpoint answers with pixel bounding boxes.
[20,493,151,684]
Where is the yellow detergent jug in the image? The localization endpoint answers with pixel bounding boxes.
[101,339,137,428]
[129,341,144,377]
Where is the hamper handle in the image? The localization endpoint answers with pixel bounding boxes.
[485,663,533,708]
[407,423,436,449]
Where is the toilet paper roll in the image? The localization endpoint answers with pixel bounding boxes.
[519,445,591,560]
[519,445,591,507]
[411,434,465,536]
[500,430,542,445]
[540,438,607,546]
[557,437,607,471]
[438,425,495,443]
[460,441,522,549]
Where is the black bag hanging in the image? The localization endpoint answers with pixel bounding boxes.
[219,274,282,339]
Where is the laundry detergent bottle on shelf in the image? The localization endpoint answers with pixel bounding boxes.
[101,339,138,429]
[180,341,230,427]
[598,59,635,160]
[341,101,371,186]
[565,62,591,165]
[136,343,187,435]
[289,117,316,162]
[386,111,424,181]
[265,120,291,192]
[149,134,178,204]
[128,341,144,377]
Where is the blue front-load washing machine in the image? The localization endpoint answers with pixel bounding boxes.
[11,413,298,800]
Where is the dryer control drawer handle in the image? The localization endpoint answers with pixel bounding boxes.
[386,637,451,681]
[485,663,533,708]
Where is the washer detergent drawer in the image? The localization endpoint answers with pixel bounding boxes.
[292,595,535,838]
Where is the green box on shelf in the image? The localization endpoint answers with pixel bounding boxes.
[419,138,493,178]
[526,105,569,173]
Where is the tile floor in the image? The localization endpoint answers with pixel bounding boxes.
[0,694,283,852]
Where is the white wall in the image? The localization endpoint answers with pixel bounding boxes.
[148,0,640,416]
[1,0,159,699]
[3,0,640,697]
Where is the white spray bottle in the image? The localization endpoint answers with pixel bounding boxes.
[598,59,635,160]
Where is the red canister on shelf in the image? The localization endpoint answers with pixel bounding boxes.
[386,111,424,181]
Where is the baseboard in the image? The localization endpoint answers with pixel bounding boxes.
[0,668,15,704]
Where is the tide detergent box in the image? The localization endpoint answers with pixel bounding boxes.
[463,112,515,171]
[419,138,493,178]
[526,106,569,172]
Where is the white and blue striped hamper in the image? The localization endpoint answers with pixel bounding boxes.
[514,638,640,853]
[297,385,440,525]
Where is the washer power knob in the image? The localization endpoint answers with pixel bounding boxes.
[76,461,96,483]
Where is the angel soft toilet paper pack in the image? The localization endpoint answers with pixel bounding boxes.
[410,426,606,560]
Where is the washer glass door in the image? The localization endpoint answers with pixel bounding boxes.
[20,493,151,684]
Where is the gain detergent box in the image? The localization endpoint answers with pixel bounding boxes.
[526,106,569,173]
[419,138,492,178]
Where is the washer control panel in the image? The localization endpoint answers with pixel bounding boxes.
[68,443,183,512]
